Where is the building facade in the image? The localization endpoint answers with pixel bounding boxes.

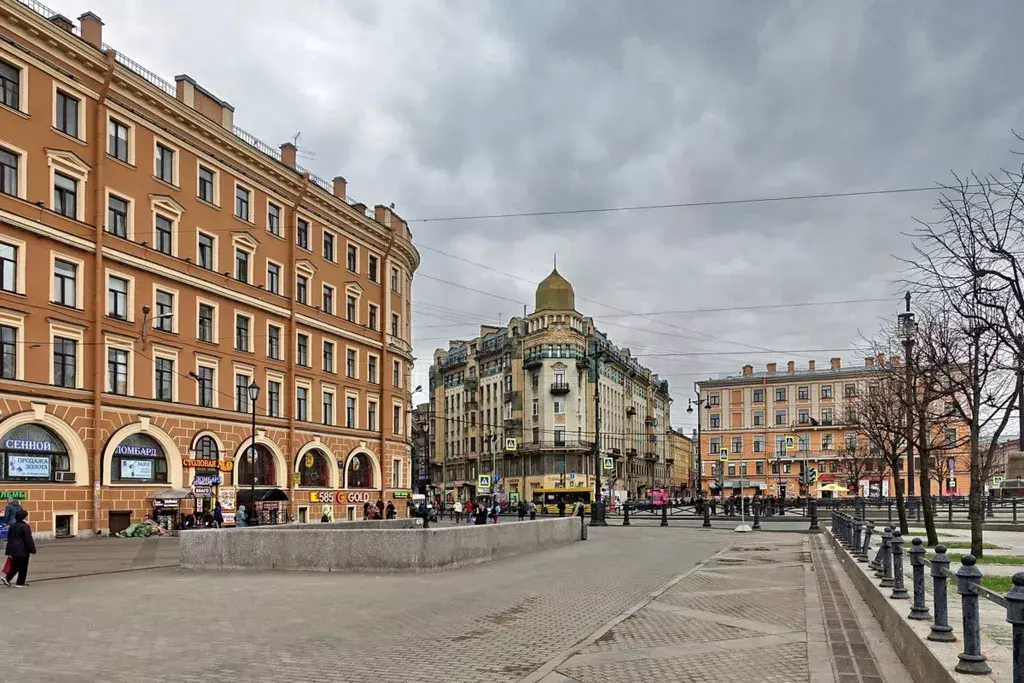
[0,4,419,537]
[696,357,970,499]
[667,429,694,496]
[427,267,672,505]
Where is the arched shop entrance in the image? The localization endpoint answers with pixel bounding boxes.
[0,424,72,483]
[237,443,288,525]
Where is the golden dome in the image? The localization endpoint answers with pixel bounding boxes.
[535,266,575,312]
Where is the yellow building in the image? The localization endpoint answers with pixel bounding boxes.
[667,430,694,496]
[428,267,672,504]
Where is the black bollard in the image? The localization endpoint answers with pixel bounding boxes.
[889,531,909,600]
[908,538,930,620]
[948,497,954,524]
[870,525,890,573]
[622,503,631,527]
[809,498,819,531]
[853,519,862,555]
[1004,572,1024,683]
[955,555,991,675]
[753,499,761,530]
[661,502,668,527]
[702,500,712,528]
[879,527,895,587]
[927,546,957,643]
[859,521,874,563]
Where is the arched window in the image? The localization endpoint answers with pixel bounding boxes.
[298,449,330,487]
[1,424,70,482]
[111,434,167,483]
[238,444,276,486]
[346,452,374,489]
[194,435,218,460]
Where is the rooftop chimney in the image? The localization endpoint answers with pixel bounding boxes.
[767,362,777,373]
[865,357,875,367]
[48,14,75,33]
[742,364,753,376]
[77,12,103,48]
[332,176,347,201]
[877,353,886,367]
[787,361,795,373]
[830,357,841,370]
[808,360,816,371]
[174,75,234,131]
[374,204,394,227]
[279,143,296,169]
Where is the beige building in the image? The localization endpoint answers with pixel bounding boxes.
[428,267,672,504]
[667,429,694,495]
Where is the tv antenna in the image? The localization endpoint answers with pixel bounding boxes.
[291,132,316,161]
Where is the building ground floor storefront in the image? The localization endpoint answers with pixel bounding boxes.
[699,471,973,499]
[0,396,412,539]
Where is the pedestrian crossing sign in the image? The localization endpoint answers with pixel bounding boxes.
[478,474,491,489]
[785,435,797,451]
[603,457,614,470]
[719,448,728,462]
[504,437,517,452]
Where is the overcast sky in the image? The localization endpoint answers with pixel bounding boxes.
[50,0,1024,433]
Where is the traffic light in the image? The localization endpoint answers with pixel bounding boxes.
[847,480,857,494]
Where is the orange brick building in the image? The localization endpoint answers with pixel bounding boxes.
[0,3,419,537]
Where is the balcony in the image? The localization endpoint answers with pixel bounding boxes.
[503,390,520,404]
[550,382,570,395]
[523,355,543,370]
[386,334,413,357]
[626,406,636,416]
[520,439,591,453]
[644,452,658,462]
[464,400,478,411]
[626,448,638,457]
[464,377,478,391]
[645,415,656,425]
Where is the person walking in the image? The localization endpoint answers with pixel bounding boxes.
[556,497,566,518]
[3,496,22,526]
[529,501,537,521]
[464,500,474,524]
[213,502,224,529]
[453,500,463,524]
[3,508,36,587]
[386,502,396,519]
[235,505,247,528]
[517,500,526,522]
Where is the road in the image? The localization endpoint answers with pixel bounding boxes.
[5,527,911,682]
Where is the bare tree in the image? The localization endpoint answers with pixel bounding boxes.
[836,440,881,497]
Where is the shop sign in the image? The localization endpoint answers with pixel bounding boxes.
[192,474,221,487]
[183,458,234,472]
[219,487,236,511]
[192,485,213,497]
[120,459,153,480]
[308,490,373,504]
[154,499,178,509]
[4,439,53,452]
[393,491,409,499]
[115,444,160,457]
[7,456,50,479]
[0,491,27,499]
[222,512,235,526]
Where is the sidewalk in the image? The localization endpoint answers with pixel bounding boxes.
[10,536,180,581]
[532,536,912,683]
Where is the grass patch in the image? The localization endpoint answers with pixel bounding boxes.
[926,552,1024,565]
[981,576,1014,594]
[906,529,957,538]
[928,541,1004,550]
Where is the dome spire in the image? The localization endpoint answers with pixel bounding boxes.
[535,261,575,312]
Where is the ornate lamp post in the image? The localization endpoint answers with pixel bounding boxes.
[898,293,918,498]
[247,381,259,526]
[686,394,711,499]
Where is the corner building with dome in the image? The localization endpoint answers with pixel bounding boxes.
[426,266,673,506]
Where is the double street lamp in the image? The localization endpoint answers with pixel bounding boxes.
[247,381,259,526]
[686,394,711,499]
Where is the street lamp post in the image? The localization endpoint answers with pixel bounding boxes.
[686,393,711,500]
[588,347,610,527]
[247,381,259,527]
[898,293,918,500]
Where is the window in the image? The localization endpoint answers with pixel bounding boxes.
[368,400,378,431]
[391,313,400,336]
[0,59,20,109]
[154,290,174,332]
[53,259,77,307]
[710,438,721,455]
[728,464,735,476]
[346,348,356,378]
[393,360,401,387]
[753,388,764,403]
[106,117,130,162]
[196,365,214,407]
[198,166,215,203]
[323,392,334,426]
[368,255,378,282]
[197,233,214,270]
[296,386,309,421]
[821,408,833,425]
[845,433,858,451]
[297,218,309,249]
[235,314,250,351]
[107,194,129,238]
[0,324,15,380]
[155,143,175,184]
[554,398,565,414]
[798,434,810,451]
[821,384,833,399]
[154,357,174,401]
[268,380,281,417]
[753,437,764,453]
[108,276,128,319]
[346,396,356,428]
[368,303,378,331]
[107,348,128,395]
[323,341,335,372]
[393,404,402,433]
[55,90,80,138]
[267,324,281,360]
[155,215,173,255]
[798,386,809,401]
[844,383,857,398]
[756,461,764,475]
[0,242,14,294]
[391,267,400,293]
[296,333,309,366]
[235,185,250,221]
[775,410,787,425]
[235,373,250,412]
[267,202,281,236]
[323,232,335,261]
[296,275,308,304]
[798,409,809,424]
[235,249,249,284]
[45,335,76,389]
[775,387,787,402]
[266,262,281,295]
[54,173,77,219]
[346,295,357,323]
[0,147,18,197]
[944,428,957,448]
[322,285,334,314]
[368,356,378,383]
[732,437,742,454]
[197,304,215,343]
[708,393,720,406]
[709,414,720,428]
[753,411,764,426]
[347,244,357,271]
[822,434,834,450]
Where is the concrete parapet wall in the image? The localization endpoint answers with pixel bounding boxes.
[180,517,581,573]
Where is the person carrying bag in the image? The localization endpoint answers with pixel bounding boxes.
[3,508,37,587]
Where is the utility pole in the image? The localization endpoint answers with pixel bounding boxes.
[899,292,918,498]
[590,346,607,526]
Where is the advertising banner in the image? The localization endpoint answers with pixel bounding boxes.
[119,459,153,480]
[7,455,50,479]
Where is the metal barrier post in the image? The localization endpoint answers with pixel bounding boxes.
[928,546,957,643]
[752,499,761,530]
[702,500,712,528]
[870,526,890,573]
[888,499,893,522]
[622,504,630,527]
[809,498,819,531]
[859,521,875,563]
[955,555,991,675]
[908,538,930,619]
[1004,572,1024,683]
[880,527,895,587]
[890,531,909,599]
[661,502,668,527]
[949,498,954,524]
[853,519,862,557]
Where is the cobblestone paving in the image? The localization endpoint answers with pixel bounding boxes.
[1,527,732,683]
[9,536,180,581]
